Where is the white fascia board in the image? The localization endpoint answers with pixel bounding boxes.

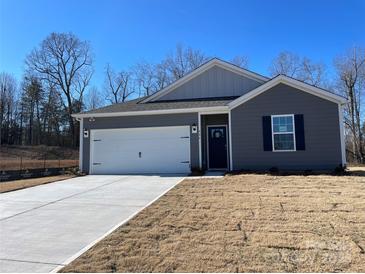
[213,58,269,82]
[229,75,348,109]
[141,58,269,103]
[72,106,229,119]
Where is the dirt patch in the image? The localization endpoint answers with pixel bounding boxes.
[0,145,79,170]
[0,145,78,160]
[61,173,365,273]
[0,175,75,193]
[0,159,79,171]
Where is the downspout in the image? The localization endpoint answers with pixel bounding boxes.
[338,103,346,167]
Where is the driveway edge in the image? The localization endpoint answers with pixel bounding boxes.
[51,176,185,273]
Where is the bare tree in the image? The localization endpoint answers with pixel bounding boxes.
[231,55,249,68]
[298,57,326,86]
[0,72,17,145]
[165,44,190,80]
[154,61,170,91]
[269,51,301,77]
[133,45,210,97]
[25,32,93,146]
[165,44,209,81]
[269,51,326,87]
[104,64,134,104]
[42,82,64,146]
[21,75,44,145]
[134,62,156,97]
[85,86,103,110]
[335,47,365,163]
[74,72,93,111]
[185,47,209,71]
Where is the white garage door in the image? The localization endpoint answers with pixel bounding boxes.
[90,126,191,174]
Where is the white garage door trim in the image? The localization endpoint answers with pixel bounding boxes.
[89,126,191,174]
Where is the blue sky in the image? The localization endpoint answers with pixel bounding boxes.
[1,0,364,89]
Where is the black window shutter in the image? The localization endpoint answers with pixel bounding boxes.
[262,116,272,151]
[295,114,305,150]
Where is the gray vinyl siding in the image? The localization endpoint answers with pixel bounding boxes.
[157,65,262,101]
[201,114,229,170]
[82,113,199,174]
[231,83,342,171]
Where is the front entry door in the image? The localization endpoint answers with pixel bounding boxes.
[207,126,228,169]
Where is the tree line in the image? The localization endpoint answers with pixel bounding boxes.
[0,32,364,163]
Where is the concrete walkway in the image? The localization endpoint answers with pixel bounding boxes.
[0,175,184,272]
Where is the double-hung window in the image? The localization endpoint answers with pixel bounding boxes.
[271,114,296,151]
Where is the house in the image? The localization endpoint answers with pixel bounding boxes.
[73,58,347,174]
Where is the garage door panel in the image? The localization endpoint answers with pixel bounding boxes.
[90,126,190,174]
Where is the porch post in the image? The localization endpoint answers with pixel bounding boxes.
[198,113,202,169]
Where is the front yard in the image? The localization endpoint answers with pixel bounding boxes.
[61,172,365,272]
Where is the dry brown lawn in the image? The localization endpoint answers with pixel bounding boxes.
[61,172,365,273]
[0,175,75,193]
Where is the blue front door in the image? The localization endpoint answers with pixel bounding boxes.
[208,126,228,169]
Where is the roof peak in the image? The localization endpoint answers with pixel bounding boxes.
[140,57,269,104]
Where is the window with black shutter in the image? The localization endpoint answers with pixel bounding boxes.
[272,114,295,151]
[262,114,305,152]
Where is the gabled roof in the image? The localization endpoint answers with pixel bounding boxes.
[140,58,269,103]
[73,65,348,119]
[229,74,348,108]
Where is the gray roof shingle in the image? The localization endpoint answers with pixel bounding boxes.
[80,96,237,115]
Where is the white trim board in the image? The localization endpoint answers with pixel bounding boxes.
[72,106,228,119]
[141,58,268,103]
[229,75,347,109]
[338,104,347,166]
[78,118,83,171]
[89,130,95,174]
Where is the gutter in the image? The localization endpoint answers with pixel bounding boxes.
[72,106,229,119]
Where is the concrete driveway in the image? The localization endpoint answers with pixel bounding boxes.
[0,175,184,273]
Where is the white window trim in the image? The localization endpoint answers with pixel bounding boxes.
[271,114,296,152]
